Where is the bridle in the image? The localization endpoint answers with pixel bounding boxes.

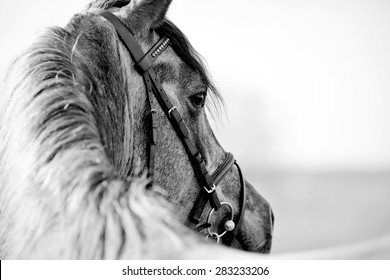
[97,11,246,246]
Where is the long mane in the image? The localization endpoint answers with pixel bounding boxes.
[0,0,215,259]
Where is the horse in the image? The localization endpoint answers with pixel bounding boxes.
[0,0,273,259]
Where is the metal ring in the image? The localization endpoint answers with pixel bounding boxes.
[204,184,216,194]
[206,202,235,238]
[206,232,220,244]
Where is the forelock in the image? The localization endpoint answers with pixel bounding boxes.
[155,19,225,119]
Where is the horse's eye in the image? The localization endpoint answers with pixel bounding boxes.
[190,93,206,108]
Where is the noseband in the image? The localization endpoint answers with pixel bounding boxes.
[97,11,246,246]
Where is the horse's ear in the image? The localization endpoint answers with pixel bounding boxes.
[120,0,172,34]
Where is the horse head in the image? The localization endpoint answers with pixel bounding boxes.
[86,0,274,252]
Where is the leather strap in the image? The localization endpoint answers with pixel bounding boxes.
[146,68,221,210]
[211,153,235,184]
[143,72,157,188]
[98,10,221,210]
[191,158,246,246]
[188,152,234,224]
[97,11,144,61]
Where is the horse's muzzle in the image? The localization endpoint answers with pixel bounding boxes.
[233,180,274,254]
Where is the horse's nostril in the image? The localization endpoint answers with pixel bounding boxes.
[254,235,273,253]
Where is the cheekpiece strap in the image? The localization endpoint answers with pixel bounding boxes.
[97,10,221,217]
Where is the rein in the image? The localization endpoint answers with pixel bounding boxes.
[96,11,246,246]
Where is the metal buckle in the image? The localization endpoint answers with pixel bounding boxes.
[204,184,216,194]
[168,106,177,118]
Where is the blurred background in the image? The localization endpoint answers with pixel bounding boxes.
[1,0,389,254]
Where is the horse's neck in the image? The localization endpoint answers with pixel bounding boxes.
[68,17,147,179]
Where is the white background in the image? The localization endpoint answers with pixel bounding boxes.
[168,0,390,171]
